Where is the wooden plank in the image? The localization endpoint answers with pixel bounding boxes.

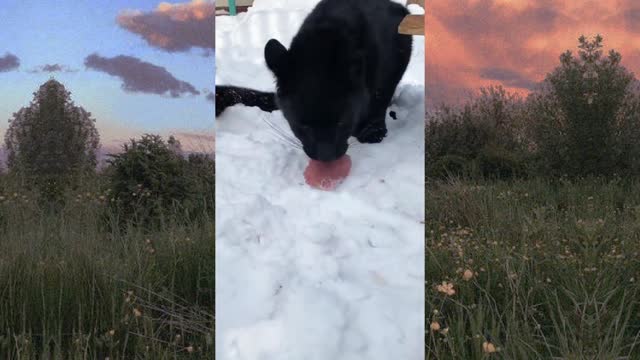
[398,15,424,35]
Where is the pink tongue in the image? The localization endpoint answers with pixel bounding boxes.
[304,155,352,191]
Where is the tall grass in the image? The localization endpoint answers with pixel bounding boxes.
[426,178,640,359]
[0,175,214,359]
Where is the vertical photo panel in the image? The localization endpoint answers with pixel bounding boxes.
[0,1,214,358]
[215,0,425,359]
[427,1,640,358]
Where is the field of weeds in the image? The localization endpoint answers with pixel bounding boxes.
[426,178,640,359]
[0,175,214,359]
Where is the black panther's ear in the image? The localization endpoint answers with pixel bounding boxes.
[264,39,289,78]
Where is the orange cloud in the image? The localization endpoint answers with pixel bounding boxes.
[427,0,640,107]
[118,0,215,52]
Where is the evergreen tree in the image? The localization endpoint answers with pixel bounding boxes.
[5,79,100,186]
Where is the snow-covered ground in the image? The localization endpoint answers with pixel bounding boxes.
[215,1,424,359]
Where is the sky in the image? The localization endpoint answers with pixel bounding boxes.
[427,0,640,108]
[0,0,214,152]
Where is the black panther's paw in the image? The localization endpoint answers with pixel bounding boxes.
[356,125,387,143]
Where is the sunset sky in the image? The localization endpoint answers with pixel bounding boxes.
[427,0,640,108]
[0,0,214,152]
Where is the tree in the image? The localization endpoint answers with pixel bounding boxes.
[5,79,100,184]
[530,35,640,176]
[106,134,191,225]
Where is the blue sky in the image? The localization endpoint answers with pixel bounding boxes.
[0,0,214,149]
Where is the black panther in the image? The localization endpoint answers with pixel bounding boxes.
[217,0,412,162]
[215,85,277,117]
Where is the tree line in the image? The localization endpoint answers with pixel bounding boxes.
[427,36,640,179]
[3,78,213,224]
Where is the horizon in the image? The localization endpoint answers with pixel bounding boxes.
[427,1,640,108]
[0,0,215,154]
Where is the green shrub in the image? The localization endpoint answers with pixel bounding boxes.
[105,134,211,227]
[426,86,528,179]
[475,145,527,179]
[430,155,470,179]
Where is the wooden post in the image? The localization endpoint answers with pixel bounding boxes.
[229,0,237,16]
[398,1,424,35]
[398,15,424,35]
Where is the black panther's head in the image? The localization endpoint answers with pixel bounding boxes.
[264,27,369,162]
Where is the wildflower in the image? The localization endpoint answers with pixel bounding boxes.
[436,281,456,296]
[430,321,441,332]
[463,269,475,281]
[133,308,142,317]
[186,346,194,353]
[482,341,497,353]
[108,329,115,336]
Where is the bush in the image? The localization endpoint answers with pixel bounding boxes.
[426,86,528,179]
[430,155,469,179]
[105,134,211,226]
[475,144,527,179]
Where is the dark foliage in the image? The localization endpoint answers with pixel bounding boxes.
[5,79,100,198]
[427,36,640,179]
[106,134,213,227]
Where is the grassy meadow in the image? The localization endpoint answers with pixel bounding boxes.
[426,178,640,359]
[0,173,214,359]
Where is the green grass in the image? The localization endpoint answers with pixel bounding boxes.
[426,177,640,359]
[0,176,214,359]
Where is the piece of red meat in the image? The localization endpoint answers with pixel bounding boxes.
[304,155,352,191]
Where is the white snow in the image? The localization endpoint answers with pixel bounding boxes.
[215,1,425,359]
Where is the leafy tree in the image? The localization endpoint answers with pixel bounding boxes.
[4,79,100,186]
[106,134,193,225]
[530,35,640,176]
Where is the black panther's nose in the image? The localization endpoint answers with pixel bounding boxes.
[316,143,337,162]
[310,142,348,162]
